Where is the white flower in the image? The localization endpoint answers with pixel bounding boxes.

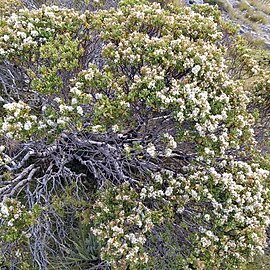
[201,237,211,247]
[0,204,9,216]
[30,30,39,37]
[165,187,173,196]
[15,250,21,257]
[146,143,156,157]
[17,31,27,39]
[54,97,62,103]
[112,124,119,132]
[92,125,102,133]
[47,120,55,126]
[95,93,103,99]
[190,190,198,199]
[85,72,94,80]
[76,106,83,115]
[75,82,83,88]
[154,173,163,183]
[24,121,32,131]
[57,119,66,125]
[140,188,147,197]
[3,103,15,111]
[0,145,5,152]
[23,36,33,45]
[170,140,177,149]
[177,207,185,214]
[7,220,13,227]
[70,87,82,96]
[59,105,73,112]
[3,35,9,41]
[111,226,124,234]
[176,111,184,122]
[191,65,201,75]
[124,144,130,153]
[120,100,130,107]
[148,81,155,89]
[6,132,13,138]
[164,148,172,157]
[71,98,78,105]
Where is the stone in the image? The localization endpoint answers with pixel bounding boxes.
[187,0,204,4]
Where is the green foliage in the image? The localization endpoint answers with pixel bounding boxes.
[146,222,193,269]
[90,182,163,269]
[0,199,41,269]
[31,34,83,94]
[49,224,100,269]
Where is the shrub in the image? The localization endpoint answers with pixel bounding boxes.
[0,0,269,269]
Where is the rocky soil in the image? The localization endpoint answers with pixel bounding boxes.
[186,0,270,48]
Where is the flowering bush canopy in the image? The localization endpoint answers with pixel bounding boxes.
[0,0,269,269]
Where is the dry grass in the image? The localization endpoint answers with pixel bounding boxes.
[237,0,250,12]
[248,0,270,15]
[234,0,270,25]
[245,9,269,24]
[245,253,270,270]
[203,0,260,31]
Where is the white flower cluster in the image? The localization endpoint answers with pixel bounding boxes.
[0,77,95,140]
[53,95,86,128]
[0,5,82,57]
[138,161,269,268]
[0,199,24,226]
[99,2,256,164]
[184,161,270,267]
[91,183,158,269]
[1,101,37,139]
[146,143,156,157]
[163,133,177,157]
[0,198,32,241]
